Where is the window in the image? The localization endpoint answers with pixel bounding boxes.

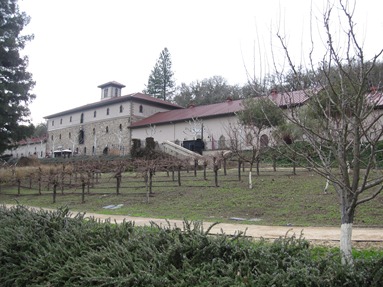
[139,105,143,113]
[70,116,72,122]
[52,120,54,126]
[106,126,109,133]
[114,88,118,97]
[79,130,84,144]
[106,108,109,115]
[103,88,108,98]
[60,118,62,124]
[119,124,122,131]
[83,147,87,155]
[69,132,71,139]
[59,134,61,140]
[80,113,84,124]
[94,111,97,118]
[92,146,95,155]
[260,134,269,147]
[51,135,53,140]
[93,128,95,135]
[119,105,123,113]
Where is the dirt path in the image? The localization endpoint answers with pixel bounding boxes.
[5,204,383,248]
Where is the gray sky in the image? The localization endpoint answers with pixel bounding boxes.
[18,0,383,125]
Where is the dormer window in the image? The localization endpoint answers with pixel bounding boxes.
[103,88,108,98]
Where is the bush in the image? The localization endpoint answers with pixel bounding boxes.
[0,205,382,286]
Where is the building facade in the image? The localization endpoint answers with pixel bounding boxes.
[2,136,47,159]
[44,81,182,157]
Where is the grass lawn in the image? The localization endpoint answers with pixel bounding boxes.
[1,167,383,227]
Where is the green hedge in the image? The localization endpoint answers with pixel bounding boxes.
[1,205,382,286]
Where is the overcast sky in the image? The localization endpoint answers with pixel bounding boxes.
[18,0,383,125]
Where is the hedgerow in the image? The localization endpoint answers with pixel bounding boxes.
[0,205,382,286]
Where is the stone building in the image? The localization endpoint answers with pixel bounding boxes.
[44,81,182,157]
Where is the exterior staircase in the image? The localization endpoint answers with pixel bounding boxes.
[160,140,204,161]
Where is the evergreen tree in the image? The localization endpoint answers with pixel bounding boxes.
[0,0,35,153]
[145,47,175,101]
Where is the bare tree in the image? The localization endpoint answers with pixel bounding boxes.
[227,97,284,188]
[275,0,383,265]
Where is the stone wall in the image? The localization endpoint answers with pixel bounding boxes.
[47,117,132,157]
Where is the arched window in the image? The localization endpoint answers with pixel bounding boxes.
[119,105,123,113]
[260,134,269,147]
[79,130,84,144]
[218,135,226,149]
[80,113,84,123]
[139,105,143,113]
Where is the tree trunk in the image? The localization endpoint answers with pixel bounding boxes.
[249,164,253,189]
[238,160,241,181]
[256,156,260,176]
[272,153,277,172]
[340,222,353,265]
[81,181,86,203]
[178,166,181,186]
[340,194,355,265]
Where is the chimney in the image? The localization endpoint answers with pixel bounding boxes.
[270,89,278,100]
[370,86,378,93]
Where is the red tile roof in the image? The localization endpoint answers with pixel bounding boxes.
[268,89,312,107]
[130,89,318,128]
[367,91,383,107]
[17,136,47,146]
[130,99,244,128]
[97,81,126,88]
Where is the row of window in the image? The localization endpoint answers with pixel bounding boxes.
[51,105,143,126]
[50,124,125,142]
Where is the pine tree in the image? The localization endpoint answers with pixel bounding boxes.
[0,0,35,153]
[145,47,175,101]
